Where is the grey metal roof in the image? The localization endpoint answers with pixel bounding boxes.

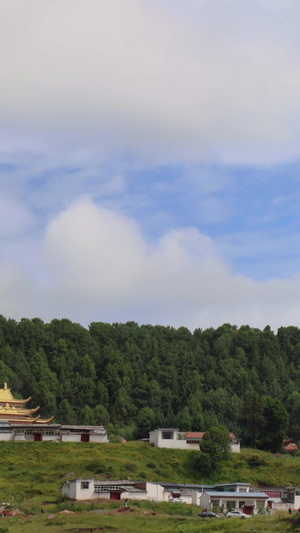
[206,491,269,498]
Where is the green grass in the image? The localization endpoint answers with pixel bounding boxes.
[0,441,298,516]
[0,505,299,532]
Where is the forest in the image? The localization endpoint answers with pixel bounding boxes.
[0,316,298,451]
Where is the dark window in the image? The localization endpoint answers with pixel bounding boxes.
[162,432,173,439]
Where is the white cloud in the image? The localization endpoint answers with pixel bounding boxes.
[30,197,300,330]
[1,1,300,164]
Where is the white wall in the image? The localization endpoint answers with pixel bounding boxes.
[0,432,14,441]
[149,429,240,453]
[294,495,300,510]
[121,491,146,501]
[146,482,165,502]
[149,429,187,449]
[199,493,211,510]
[62,479,95,500]
[90,434,108,443]
[61,434,81,442]
[191,491,202,505]
[43,435,60,442]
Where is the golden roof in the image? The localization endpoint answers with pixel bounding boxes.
[0,383,54,425]
[0,383,31,405]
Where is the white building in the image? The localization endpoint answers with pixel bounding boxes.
[62,478,273,513]
[62,479,146,501]
[200,490,269,514]
[0,422,108,443]
[149,428,240,453]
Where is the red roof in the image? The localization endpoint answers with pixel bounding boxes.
[186,432,205,439]
[185,431,237,440]
[284,443,298,452]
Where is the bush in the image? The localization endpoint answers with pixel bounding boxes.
[247,455,267,467]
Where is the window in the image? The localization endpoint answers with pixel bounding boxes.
[95,485,120,492]
[239,489,246,492]
[239,501,245,508]
[257,501,265,510]
[162,432,173,440]
[227,502,236,510]
[81,482,89,490]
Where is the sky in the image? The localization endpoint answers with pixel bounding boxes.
[1,0,300,331]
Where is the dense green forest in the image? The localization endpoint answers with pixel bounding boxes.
[0,316,299,450]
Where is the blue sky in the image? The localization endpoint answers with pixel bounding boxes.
[1,0,300,330]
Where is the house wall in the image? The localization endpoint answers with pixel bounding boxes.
[42,435,60,442]
[199,493,211,510]
[61,434,82,443]
[230,442,240,453]
[13,434,27,441]
[90,434,108,443]
[149,429,187,450]
[62,479,95,500]
[191,491,201,505]
[0,432,14,441]
[149,431,159,446]
[92,492,110,500]
[121,491,146,501]
[146,482,165,502]
[186,443,199,451]
[294,495,300,510]
[180,494,193,504]
[149,429,240,453]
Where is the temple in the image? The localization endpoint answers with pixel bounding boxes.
[0,382,53,424]
[0,383,108,443]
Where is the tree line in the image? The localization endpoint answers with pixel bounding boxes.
[0,316,297,451]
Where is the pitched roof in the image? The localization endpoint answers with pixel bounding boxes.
[186,432,205,439]
[284,443,298,452]
[185,431,237,440]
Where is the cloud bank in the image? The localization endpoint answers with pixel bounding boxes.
[1,0,300,164]
[1,2,300,330]
[0,197,287,330]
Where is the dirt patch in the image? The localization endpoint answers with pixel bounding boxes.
[67,526,116,533]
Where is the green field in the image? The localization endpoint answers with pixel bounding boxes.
[0,504,299,532]
[0,441,298,531]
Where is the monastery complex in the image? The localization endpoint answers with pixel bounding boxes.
[0,383,108,443]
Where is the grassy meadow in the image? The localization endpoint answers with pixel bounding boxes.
[0,441,298,531]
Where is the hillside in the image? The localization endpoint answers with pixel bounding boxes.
[0,442,299,510]
[0,317,299,451]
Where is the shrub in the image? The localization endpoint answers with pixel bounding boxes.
[247,455,267,467]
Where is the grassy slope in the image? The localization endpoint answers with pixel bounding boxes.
[0,442,298,531]
[0,441,299,509]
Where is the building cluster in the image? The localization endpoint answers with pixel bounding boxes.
[62,478,300,513]
[0,383,108,443]
[1,382,299,514]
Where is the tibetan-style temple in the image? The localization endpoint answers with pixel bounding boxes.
[0,382,53,424]
[0,383,108,443]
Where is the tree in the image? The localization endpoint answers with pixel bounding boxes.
[258,396,289,453]
[241,391,264,448]
[80,405,95,425]
[57,399,77,424]
[134,407,156,439]
[198,425,231,474]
